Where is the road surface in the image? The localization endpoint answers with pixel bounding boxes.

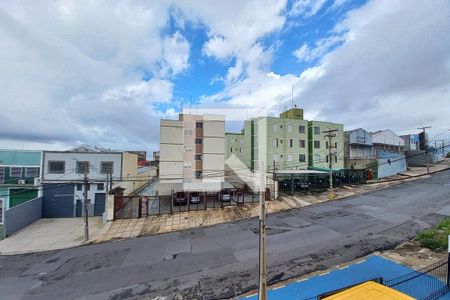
[1,170,450,299]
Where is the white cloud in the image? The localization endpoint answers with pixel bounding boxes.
[160,31,190,77]
[204,0,450,141]
[289,0,328,17]
[293,35,344,62]
[202,35,234,61]
[0,0,182,152]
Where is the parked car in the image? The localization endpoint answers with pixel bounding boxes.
[218,191,231,202]
[190,192,201,204]
[174,192,187,205]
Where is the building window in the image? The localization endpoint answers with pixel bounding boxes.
[240,139,244,145]
[272,124,278,132]
[314,154,320,162]
[314,126,320,135]
[326,155,329,163]
[335,155,338,163]
[185,145,192,152]
[280,139,283,144]
[287,154,293,162]
[10,167,23,178]
[195,154,203,160]
[230,147,233,153]
[280,125,283,129]
[0,167,4,183]
[287,124,292,133]
[184,129,193,135]
[184,162,192,168]
[314,141,320,149]
[0,198,3,225]
[48,161,65,173]
[97,183,104,191]
[76,161,89,174]
[299,125,305,134]
[273,138,278,148]
[195,138,203,144]
[77,183,82,191]
[196,122,203,128]
[335,142,338,149]
[195,171,202,178]
[299,154,306,162]
[326,141,329,149]
[239,147,242,153]
[273,154,279,161]
[299,140,306,148]
[25,167,39,177]
[289,139,293,148]
[100,161,114,174]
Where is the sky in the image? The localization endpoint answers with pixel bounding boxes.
[0,0,449,154]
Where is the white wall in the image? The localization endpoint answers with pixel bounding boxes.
[372,130,405,146]
[42,152,122,182]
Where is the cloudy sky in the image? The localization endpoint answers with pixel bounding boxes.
[1,0,449,153]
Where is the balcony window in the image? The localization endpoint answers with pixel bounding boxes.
[196,122,203,128]
[299,140,305,148]
[195,138,203,145]
[314,141,320,149]
[299,125,305,134]
[299,154,306,162]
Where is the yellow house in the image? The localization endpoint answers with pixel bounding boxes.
[324,281,414,300]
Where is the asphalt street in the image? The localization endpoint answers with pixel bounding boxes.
[1,170,450,300]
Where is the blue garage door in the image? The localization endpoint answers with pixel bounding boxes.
[42,184,75,218]
[94,193,106,216]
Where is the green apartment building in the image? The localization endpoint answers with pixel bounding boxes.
[225,108,344,172]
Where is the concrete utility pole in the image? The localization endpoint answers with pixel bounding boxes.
[258,161,267,300]
[83,171,90,242]
[324,129,338,199]
[418,126,431,174]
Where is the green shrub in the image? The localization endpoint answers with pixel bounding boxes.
[417,218,450,252]
[446,152,450,158]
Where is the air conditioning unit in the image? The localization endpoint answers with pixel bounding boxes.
[18,179,26,185]
[34,177,42,187]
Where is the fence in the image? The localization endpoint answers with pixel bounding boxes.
[301,258,450,300]
[384,258,450,300]
[3,196,42,237]
[113,189,267,219]
[277,169,367,194]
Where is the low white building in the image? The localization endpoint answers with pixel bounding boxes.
[41,150,154,218]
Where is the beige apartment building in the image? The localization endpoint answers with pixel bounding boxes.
[158,113,225,195]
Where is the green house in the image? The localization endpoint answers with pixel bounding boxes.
[0,150,42,209]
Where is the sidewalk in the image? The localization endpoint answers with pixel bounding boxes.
[93,160,450,244]
[0,217,104,255]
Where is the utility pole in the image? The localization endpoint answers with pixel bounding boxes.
[418,126,431,174]
[258,161,267,300]
[324,129,338,200]
[83,171,89,242]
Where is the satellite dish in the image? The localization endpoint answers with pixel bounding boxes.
[330,148,337,155]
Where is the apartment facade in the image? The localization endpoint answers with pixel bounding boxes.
[0,150,42,210]
[158,113,225,195]
[226,108,344,172]
[225,132,245,164]
[308,120,345,170]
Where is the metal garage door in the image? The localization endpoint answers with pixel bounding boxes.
[94,193,106,216]
[42,184,75,218]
